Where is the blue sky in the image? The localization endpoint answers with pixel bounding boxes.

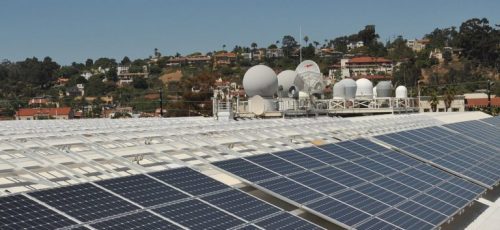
[1,0,498,64]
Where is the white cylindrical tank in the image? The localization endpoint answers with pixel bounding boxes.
[333,81,345,99]
[395,86,408,98]
[355,78,374,99]
[373,86,377,98]
[339,79,357,99]
[376,81,393,97]
[243,65,278,98]
[277,70,303,98]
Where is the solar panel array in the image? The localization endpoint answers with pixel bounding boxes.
[444,119,500,149]
[480,116,500,127]
[213,138,486,230]
[0,167,322,230]
[375,126,500,188]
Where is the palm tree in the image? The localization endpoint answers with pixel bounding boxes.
[313,41,319,48]
[222,44,226,51]
[430,90,439,112]
[443,86,456,112]
[251,42,257,51]
[303,36,309,46]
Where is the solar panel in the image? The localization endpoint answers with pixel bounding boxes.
[90,211,181,230]
[375,125,500,188]
[481,116,500,127]
[201,189,281,221]
[95,174,189,207]
[148,167,229,196]
[213,138,486,229]
[153,199,245,230]
[254,212,323,230]
[0,194,78,229]
[29,183,140,222]
[444,120,500,149]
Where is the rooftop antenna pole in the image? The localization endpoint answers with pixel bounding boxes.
[299,25,302,63]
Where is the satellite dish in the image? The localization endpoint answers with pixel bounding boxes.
[295,60,324,95]
[295,60,321,75]
[249,95,266,115]
[288,86,299,99]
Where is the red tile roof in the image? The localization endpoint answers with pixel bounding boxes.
[214,52,237,58]
[348,57,392,64]
[17,107,72,117]
[465,98,500,108]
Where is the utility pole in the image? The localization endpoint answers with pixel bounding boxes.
[159,89,164,117]
[299,26,302,63]
[487,80,492,114]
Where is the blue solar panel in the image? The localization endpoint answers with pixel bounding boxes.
[213,138,486,229]
[212,158,280,182]
[378,208,434,230]
[288,171,347,194]
[201,189,280,221]
[90,211,181,230]
[296,146,345,164]
[153,199,245,230]
[307,197,370,226]
[0,194,78,229]
[254,212,323,230]
[258,177,324,203]
[95,174,189,207]
[376,125,500,188]
[396,201,447,225]
[273,150,326,169]
[30,183,139,222]
[148,167,228,196]
[245,154,304,175]
[356,218,401,230]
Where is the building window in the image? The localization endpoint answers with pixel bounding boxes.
[452,108,459,112]
[424,109,430,112]
[438,108,445,112]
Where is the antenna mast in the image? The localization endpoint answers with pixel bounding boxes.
[299,26,302,63]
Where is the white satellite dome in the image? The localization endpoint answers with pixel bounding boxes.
[295,60,324,94]
[295,60,321,75]
[355,78,374,99]
[333,81,345,99]
[376,81,393,98]
[338,78,357,99]
[243,65,278,98]
[395,86,408,98]
[277,70,303,98]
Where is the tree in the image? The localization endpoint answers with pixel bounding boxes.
[281,35,298,57]
[358,25,378,45]
[85,59,93,68]
[132,77,148,89]
[121,56,131,66]
[222,44,226,51]
[268,44,278,49]
[443,86,456,112]
[85,75,106,96]
[94,58,117,69]
[313,41,320,48]
[303,36,309,46]
[457,18,499,67]
[251,42,257,51]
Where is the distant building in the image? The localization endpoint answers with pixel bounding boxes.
[333,56,393,79]
[28,96,58,107]
[16,107,74,120]
[117,65,149,86]
[406,39,429,52]
[66,84,85,97]
[419,96,465,113]
[166,55,211,66]
[213,52,237,67]
[347,41,364,50]
[81,71,93,80]
[266,48,284,58]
